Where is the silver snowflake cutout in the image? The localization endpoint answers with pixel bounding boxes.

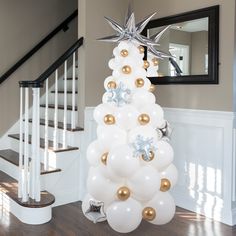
[131,135,158,161]
[107,82,131,107]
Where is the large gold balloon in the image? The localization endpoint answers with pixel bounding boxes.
[107,81,117,89]
[122,65,132,74]
[141,150,155,162]
[160,178,171,192]
[149,84,156,92]
[101,152,108,165]
[117,186,130,201]
[135,78,144,88]
[143,60,150,69]
[152,57,159,66]
[104,114,115,125]
[120,49,129,57]
[138,45,145,54]
[138,114,150,125]
[142,207,156,221]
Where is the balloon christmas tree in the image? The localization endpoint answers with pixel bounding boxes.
[82,8,178,234]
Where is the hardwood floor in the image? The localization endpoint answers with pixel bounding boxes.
[0,202,236,236]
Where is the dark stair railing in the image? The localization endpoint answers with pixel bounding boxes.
[18,37,84,202]
[0,10,78,85]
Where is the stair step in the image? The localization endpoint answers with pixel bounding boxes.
[0,170,55,208]
[28,119,83,132]
[40,104,78,111]
[0,149,61,175]
[63,77,78,80]
[8,134,79,153]
[51,91,78,94]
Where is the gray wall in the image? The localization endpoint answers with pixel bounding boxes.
[0,0,77,136]
[134,0,235,111]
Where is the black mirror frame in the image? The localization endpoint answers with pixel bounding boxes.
[143,5,219,84]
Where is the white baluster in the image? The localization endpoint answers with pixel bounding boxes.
[53,70,58,150]
[22,87,29,202]
[63,60,68,148]
[18,87,24,198]
[71,52,76,130]
[35,88,41,202]
[44,79,49,170]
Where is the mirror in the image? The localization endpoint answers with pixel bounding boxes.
[143,6,219,84]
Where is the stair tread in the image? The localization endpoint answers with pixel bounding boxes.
[0,149,61,175]
[63,77,78,80]
[51,91,78,94]
[0,170,55,208]
[28,119,83,132]
[8,134,79,153]
[40,104,78,111]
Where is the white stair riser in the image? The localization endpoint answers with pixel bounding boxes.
[39,107,78,123]
[40,93,78,107]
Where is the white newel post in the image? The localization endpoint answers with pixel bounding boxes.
[18,87,24,199]
[30,88,41,201]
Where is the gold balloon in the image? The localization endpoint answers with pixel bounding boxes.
[138,45,145,54]
[152,57,159,66]
[143,60,150,69]
[160,178,171,192]
[101,152,108,165]
[138,114,150,125]
[135,78,145,88]
[122,65,132,74]
[141,150,155,162]
[104,114,115,125]
[120,49,129,57]
[149,84,156,92]
[107,81,117,89]
[117,186,130,201]
[142,207,156,221]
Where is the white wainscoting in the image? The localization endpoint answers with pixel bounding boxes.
[82,107,236,225]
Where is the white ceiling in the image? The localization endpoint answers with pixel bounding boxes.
[171,17,208,32]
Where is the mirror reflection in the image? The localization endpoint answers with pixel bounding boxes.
[148,17,209,77]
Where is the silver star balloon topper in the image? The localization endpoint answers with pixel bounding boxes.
[97,5,172,59]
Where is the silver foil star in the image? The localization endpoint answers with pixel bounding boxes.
[98,7,157,46]
[131,135,157,161]
[85,200,106,224]
[148,26,173,59]
[107,82,131,107]
[156,120,173,140]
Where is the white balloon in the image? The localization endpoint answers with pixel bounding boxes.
[115,105,139,130]
[99,164,125,183]
[117,76,136,90]
[106,198,142,233]
[93,103,115,125]
[128,125,158,143]
[97,125,127,149]
[160,164,178,187]
[113,47,119,57]
[87,167,119,206]
[86,140,107,166]
[134,68,147,78]
[139,104,164,128]
[118,41,129,51]
[132,89,156,109]
[152,140,174,171]
[107,144,140,178]
[108,58,118,70]
[104,76,116,90]
[145,191,176,225]
[127,166,160,201]
[82,193,106,222]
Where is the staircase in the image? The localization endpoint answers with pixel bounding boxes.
[0,38,84,224]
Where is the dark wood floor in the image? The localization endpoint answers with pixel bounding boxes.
[0,201,236,236]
